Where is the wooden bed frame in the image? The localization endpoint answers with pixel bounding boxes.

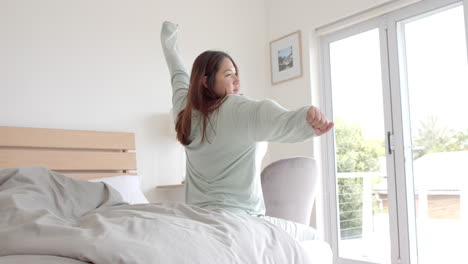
[0,126,137,180]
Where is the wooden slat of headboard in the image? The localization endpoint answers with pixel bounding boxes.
[0,149,137,171]
[0,126,135,150]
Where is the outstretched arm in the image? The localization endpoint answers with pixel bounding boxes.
[160,21,189,122]
[231,97,333,143]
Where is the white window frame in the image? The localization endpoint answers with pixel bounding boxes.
[319,0,468,263]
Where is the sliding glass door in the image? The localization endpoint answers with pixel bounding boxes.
[396,3,468,263]
[328,27,392,263]
[320,0,467,263]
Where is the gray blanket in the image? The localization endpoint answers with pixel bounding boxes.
[0,167,307,263]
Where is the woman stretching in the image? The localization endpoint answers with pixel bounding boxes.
[160,21,333,241]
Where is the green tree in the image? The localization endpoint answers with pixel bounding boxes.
[413,116,468,159]
[335,120,384,173]
[335,119,385,239]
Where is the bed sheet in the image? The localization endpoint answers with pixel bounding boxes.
[0,255,88,264]
[0,167,336,264]
[0,167,332,263]
[299,240,333,264]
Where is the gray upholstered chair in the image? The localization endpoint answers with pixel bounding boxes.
[261,157,318,225]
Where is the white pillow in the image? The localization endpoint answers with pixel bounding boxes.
[90,175,149,204]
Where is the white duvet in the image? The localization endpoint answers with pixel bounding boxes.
[0,167,331,263]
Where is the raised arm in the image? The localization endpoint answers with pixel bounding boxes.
[160,21,190,122]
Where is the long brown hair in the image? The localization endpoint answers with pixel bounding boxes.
[176,51,238,146]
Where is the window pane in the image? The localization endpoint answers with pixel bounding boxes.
[399,4,468,264]
[330,28,391,263]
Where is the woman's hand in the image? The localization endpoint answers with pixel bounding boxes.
[161,21,179,50]
[306,106,334,136]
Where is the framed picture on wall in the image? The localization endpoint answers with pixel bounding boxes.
[270,30,302,85]
[269,30,303,85]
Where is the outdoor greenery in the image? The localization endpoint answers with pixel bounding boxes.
[412,115,468,160]
[335,120,384,173]
[335,115,467,239]
[335,119,385,239]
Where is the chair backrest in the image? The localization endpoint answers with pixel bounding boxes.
[261,157,318,225]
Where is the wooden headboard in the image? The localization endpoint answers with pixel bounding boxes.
[0,126,137,180]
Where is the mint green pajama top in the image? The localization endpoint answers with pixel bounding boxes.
[161,20,316,216]
[169,69,316,216]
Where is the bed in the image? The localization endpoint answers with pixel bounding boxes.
[0,126,332,263]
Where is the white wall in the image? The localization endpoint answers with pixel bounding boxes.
[0,0,422,204]
[0,0,268,201]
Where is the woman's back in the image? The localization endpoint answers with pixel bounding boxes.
[184,94,263,215]
[160,21,332,216]
[184,94,315,215]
